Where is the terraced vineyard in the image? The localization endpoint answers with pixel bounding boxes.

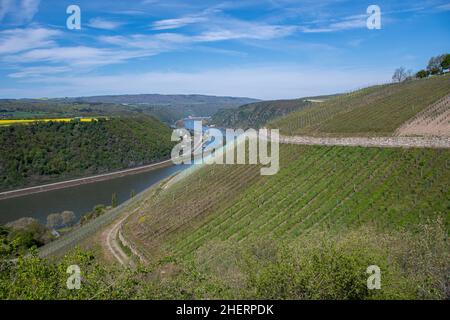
[123,144,449,261]
[269,74,450,136]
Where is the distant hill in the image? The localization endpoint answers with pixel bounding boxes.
[269,74,450,137]
[0,94,259,125]
[61,94,259,106]
[65,94,259,124]
[211,95,338,129]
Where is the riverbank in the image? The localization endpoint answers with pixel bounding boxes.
[0,159,173,201]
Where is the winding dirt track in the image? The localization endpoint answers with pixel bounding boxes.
[103,209,138,267]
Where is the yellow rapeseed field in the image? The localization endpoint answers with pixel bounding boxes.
[0,117,102,126]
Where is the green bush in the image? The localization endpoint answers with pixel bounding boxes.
[0,220,446,300]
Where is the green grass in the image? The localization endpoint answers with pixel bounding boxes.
[268,74,450,136]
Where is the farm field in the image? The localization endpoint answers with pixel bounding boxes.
[0,117,103,126]
[268,74,450,137]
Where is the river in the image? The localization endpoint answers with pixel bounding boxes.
[0,164,190,224]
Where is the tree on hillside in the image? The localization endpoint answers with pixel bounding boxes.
[427,55,445,74]
[405,69,414,81]
[415,70,428,79]
[441,54,450,71]
[392,67,408,83]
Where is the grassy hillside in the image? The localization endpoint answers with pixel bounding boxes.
[0,117,174,191]
[268,75,450,136]
[111,143,449,299]
[124,145,449,258]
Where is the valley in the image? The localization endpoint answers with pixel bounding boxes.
[1,71,449,301]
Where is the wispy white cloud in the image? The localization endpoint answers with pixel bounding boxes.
[112,10,146,15]
[0,0,40,24]
[103,18,297,53]
[195,23,297,41]
[8,66,70,78]
[4,45,153,68]
[96,16,298,67]
[436,3,450,11]
[0,0,13,21]
[21,0,39,22]
[152,15,208,30]
[300,14,367,33]
[150,5,225,30]
[348,38,364,47]
[0,27,60,54]
[88,17,125,30]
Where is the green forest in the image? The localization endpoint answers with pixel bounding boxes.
[0,117,174,191]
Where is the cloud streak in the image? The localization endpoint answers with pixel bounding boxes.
[151,15,208,30]
[0,0,40,24]
[0,27,60,55]
[88,17,125,30]
[300,14,368,33]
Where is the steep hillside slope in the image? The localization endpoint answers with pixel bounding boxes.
[123,144,449,260]
[268,75,450,136]
[0,117,174,191]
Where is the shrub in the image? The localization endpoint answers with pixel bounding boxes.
[416,70,428,79]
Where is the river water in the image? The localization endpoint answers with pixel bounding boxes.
[0,163,190,225]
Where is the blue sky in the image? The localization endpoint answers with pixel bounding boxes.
[0,0,449,99]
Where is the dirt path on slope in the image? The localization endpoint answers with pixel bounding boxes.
[102,210,138,267]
